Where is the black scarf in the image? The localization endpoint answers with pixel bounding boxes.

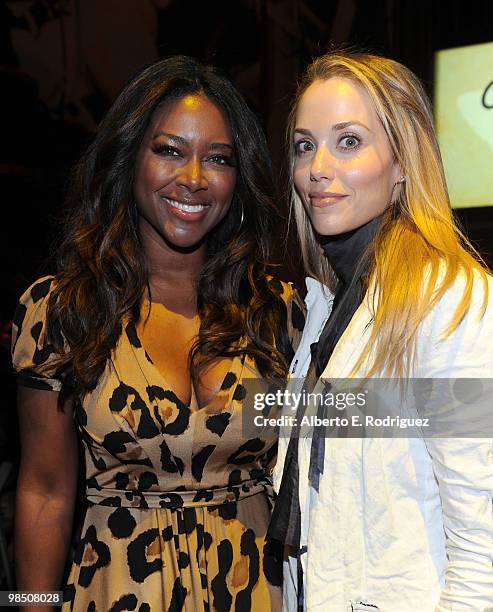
[268,216,381,548]
[313,216,380,376]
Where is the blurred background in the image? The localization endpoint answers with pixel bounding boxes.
[1,0,492,590]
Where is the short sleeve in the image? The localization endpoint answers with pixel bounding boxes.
[11,276,63,392]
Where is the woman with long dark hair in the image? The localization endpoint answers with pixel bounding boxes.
[271,51,493,611]
[12,56,301,611]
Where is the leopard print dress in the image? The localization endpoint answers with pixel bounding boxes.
[12,276,304,612]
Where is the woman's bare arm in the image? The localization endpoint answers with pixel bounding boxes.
[15,386,78,611]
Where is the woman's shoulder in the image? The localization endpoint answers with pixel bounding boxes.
[14,275,56,330]
[267,275,334,309]
[266,275,298,300]
[417,265,493,377]
[13,275,57,336]
[429,265,492,320]
[11,275,62,390]
[17,275,56,307]
[266,275,305,314]
[265,276,307,352]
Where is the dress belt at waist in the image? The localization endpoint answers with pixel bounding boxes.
[86,478,274,509]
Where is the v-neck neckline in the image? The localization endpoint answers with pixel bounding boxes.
[124,319,245,410]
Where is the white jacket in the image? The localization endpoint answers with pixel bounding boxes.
[274,274,493,612]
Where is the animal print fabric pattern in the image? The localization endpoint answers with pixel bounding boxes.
[12,276,305,612]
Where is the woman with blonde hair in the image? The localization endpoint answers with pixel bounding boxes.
[270,51,493,611]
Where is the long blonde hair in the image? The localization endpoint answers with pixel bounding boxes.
[289,51,489,377]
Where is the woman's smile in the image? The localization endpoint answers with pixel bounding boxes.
[293,77,399,236]
[309,191,349,206]
[134,93,237,250]
[160,195,211,220]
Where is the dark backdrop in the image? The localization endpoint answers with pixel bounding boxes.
[2,0,492,312]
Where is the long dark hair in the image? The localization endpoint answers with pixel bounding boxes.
[44,55,291,397]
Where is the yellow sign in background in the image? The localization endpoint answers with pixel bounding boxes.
[435,41,493,208]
